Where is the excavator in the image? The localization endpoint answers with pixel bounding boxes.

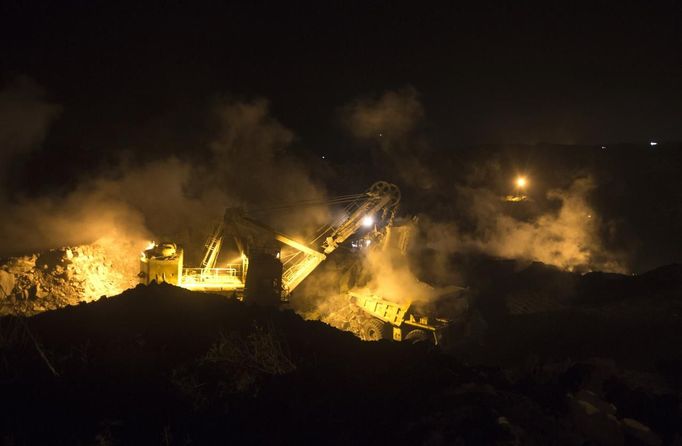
[139,181,453,344]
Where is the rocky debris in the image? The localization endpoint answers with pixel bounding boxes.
[568,390,624,446]
[319,298,379,340]
[567,396,665,446]
[622,418,662,446]
[1,283,680,444]
[0,269,15,297]
[566,389,667,446]
[0,244,138,316]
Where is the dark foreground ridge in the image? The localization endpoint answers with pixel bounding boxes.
[1,279,681,445]
[450,260,682,370]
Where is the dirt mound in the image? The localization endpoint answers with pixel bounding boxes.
[1,283,681,444]
[0,243,138,316]
[450,260,682,371]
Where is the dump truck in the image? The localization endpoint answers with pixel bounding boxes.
[350,291,453,344]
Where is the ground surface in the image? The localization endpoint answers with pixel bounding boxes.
[1,264,681,445]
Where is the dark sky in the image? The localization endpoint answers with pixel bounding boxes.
[1,1,681,273]
[2,1,681,152]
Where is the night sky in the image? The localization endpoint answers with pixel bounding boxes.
[1,1,681,272]
[2,1,681,154]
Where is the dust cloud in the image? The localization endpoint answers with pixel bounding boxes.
[354,227,456,306]
[420,177,628,273]
[340,87,434,189]
[342,86,628,274]
[0,77,630,318]
[0,79,327,305]
[0,77,61,168]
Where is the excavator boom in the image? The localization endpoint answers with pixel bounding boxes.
[140,181,400,300]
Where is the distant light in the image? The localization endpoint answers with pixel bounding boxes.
[362,215,374,228]
[601,146,607,150]
[515,176,527,189]
[378,133,383,137]
[650,141,658,146]
[321,155,326,159]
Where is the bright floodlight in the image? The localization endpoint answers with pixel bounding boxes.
[362,215,374,228]
[650,141,658,146]
[515,176,527,189]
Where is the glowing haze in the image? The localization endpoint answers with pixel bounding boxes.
[0,78,629,311]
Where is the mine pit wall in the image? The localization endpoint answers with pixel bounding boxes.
[0,244,138,316]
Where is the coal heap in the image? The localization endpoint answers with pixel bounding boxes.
[1,280,681,445]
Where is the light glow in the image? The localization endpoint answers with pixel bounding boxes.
[515,176,527,189]
[362,215,374,228]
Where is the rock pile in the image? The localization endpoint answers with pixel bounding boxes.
[1,283,679,444]
[0,244,138,316]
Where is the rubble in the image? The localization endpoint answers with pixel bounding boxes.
[0,243,138,316]
[317,296,379,340]
[1,283,679,444]
[622,418,662,446]
[568,390,624,446]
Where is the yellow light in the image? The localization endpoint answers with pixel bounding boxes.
[515,176,527,189]
[362,216,374,228]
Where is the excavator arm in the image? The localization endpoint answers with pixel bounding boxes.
[198,181,400,299]
[223,210,327,296]
[319,181,400,254]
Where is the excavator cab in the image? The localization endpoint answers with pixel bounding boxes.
[139,242,183,285]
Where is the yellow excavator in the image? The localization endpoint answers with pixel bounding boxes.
[139,181,453,343]
[140,181,400,297]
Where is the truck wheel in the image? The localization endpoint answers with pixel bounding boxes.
[361,319,388,341]
[404,329,432,344]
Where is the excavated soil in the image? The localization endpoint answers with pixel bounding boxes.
[1,266,681,445]
[0,243,138,316]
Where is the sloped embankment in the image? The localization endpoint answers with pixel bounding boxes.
[1,282,680,444]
